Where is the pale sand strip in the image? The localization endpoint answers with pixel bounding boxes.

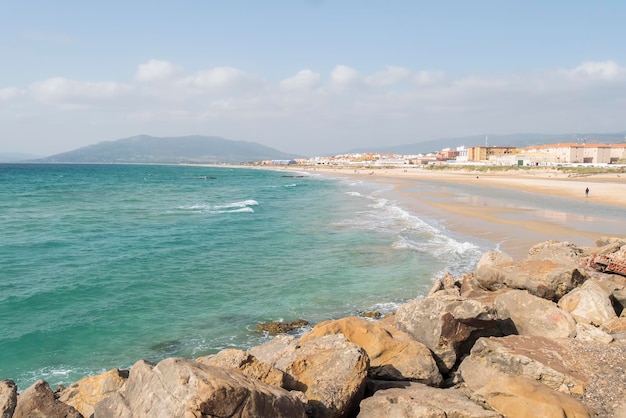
[275,166,626,259]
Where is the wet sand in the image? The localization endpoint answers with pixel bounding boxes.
[278,165,626,259]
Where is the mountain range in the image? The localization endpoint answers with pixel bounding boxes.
[36,135,301,164]
[3,131,625,164]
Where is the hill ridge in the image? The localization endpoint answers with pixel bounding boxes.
[39,135,301,164]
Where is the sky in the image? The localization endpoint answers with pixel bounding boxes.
[1,1,625,157]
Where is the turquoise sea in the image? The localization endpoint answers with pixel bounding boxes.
[0,164,485,390]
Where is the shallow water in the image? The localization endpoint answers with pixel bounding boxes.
[0,164,486,389]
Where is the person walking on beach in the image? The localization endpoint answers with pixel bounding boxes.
[585,187,589,197]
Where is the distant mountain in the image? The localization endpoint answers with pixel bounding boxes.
[0,152,44,162]
[39,135,301,164]
[346,132,626,155]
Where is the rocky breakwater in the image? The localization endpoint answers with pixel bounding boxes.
[2,238,626,418]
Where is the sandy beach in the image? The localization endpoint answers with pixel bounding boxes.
[274,165,626,259]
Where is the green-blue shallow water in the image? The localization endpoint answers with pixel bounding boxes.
[0,164,484,389]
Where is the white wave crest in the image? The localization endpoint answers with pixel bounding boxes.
[346,191,362,197]
[177,199,258,214]
[218,207,254,214]
[338,191,483,274]
[213,200,259,210]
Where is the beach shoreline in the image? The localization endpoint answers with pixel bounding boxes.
[260,165,626,259]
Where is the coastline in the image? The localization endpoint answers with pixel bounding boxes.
[264,165,626,259]
[4,164,626,417]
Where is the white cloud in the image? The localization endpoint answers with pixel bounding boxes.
[0,87,22,101]
[279,70,322,91]
[412,70,446,86]
[135,59,184,82]
[564,60,622,81]
[366,66,446,88]
[330,65,363,88]
[2,59,626,156]
[182,67,266,93]
[367,66,413,86]
[29,77,132,106]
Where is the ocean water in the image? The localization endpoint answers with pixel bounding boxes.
[0,164,485,390]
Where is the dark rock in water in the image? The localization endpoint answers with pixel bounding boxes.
[149,339,184,356]
[361,311,381,319]
[257,319,309,334]
[281,175,306,178]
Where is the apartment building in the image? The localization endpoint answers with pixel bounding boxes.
[610,143,626,163]
[467,146,517,162]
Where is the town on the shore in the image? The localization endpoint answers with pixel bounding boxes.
[264,141,626,167]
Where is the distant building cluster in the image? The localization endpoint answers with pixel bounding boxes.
[263,142,626,167]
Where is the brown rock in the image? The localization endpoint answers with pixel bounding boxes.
[472,251,515,293]
[575,323,613,344]
[196,348,286,387]
[473,265,508,291]
[601,317,626,334]
[256,319,309,333]
[526,240,585,264]
[427,271,460,297]
[357,382,502,418]
[395,294,511,373]
[249,334,369,418]
[361,311,381,319]
[458,335,587,394]
[57,368,127,418]
[595,236,626,248]
[301,316,442,386]
[558,280,618,326]
[94,358,306,418]
[0,380,17,418]
[498,259,587,301]
[494,289,577,338]
[471,375,591,418]
[476,250,514,269]
[13,380,82,418]
[459,273,510,304]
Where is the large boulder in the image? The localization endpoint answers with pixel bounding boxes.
[196,349,286,387]
[57,368,128,418]
[94,358,306,418]
[494,289,577,338]
[249,334,369,418]
[476,250,514,269]
[495,259,586,301]
[13,380,82,418]
[300,316,442,386]
[471,375,591,418]
[558,280,618,326]
[0,380,17,418]
[395,294,512,373]
[471,251,514,293]
[458,336,587,395]
[526,240,585,264]
[357,382,502,418]
[473,265,508,292]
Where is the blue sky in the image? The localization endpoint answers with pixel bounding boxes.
[1,1,625,156]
